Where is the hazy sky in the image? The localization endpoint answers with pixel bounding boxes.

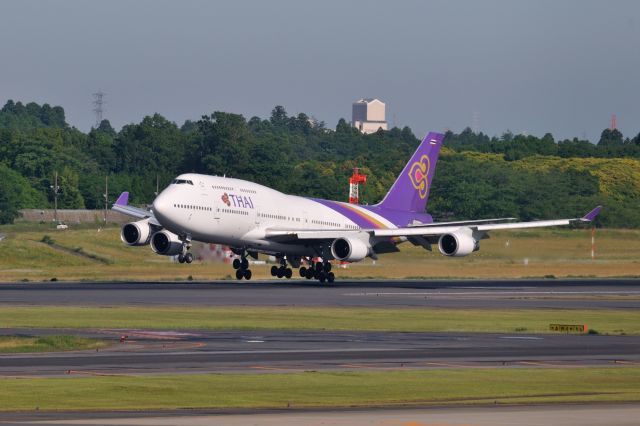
[1,0,639,141]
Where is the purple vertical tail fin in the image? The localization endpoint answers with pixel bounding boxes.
[376,131,444,212]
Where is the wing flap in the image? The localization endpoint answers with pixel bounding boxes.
[409,217,516,228]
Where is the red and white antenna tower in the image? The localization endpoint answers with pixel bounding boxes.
[348,167,367,204]
[610,114,617,131]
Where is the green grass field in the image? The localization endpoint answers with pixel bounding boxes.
[0,335,108,353]
[1,368,639,411]
[1,306,637,335]
[1,225,639,281]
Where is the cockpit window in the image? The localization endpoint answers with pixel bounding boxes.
[172,179,193,185]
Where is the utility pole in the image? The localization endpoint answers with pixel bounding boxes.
[50,171,60,224]
[103,175,109,223]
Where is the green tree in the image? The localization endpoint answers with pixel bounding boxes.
[0,164,46,223]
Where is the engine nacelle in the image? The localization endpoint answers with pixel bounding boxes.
[438,229,480,257]
[331,236,370,262]
[150,230,183,256]
[121,219,152,246]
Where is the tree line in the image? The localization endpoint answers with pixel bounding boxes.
[0,100,638,227]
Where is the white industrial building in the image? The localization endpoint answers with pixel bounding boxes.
[352,98,388,134]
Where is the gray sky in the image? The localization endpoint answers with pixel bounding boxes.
[1,0,639,141]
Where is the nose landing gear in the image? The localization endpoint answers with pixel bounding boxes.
[177,239,193,264]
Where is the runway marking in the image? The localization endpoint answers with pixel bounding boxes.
[66,370,125,377]
[613,360,640,365]
[244,340,265,343]
[343,290,640,296]
[249,365,297,371]
[499,336,544,340]
[421,361,469,368]
[125,341,206,351]
[517,361,561,367]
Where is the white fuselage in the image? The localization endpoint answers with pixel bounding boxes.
[152,173,398,256]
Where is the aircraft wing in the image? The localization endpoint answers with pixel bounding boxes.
[264,206,601,242]
[376,206,601,237]
[407,217,516,227]
[111,192,161,226]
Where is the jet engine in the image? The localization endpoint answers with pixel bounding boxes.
[331,236,370,262]
[150,230,183,256]
[121,219,153,246]
[438,229,479,257]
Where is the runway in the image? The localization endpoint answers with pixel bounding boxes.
[1,279,639,376]
[1,328,639,377]
[1,278,639,309]
[1,279,639,423]
[7,404,640,426]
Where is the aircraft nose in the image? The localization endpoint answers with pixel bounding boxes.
[152,191,171,221]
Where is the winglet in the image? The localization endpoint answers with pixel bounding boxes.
[581,205,602,221]
[114,191,129,206]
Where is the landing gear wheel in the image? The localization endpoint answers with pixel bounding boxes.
[285,268,292,279]
[318,271,326,283]
[299,267,307,277]
[271,265,278,277]
[241,258,249,269]
[233,258,241,269]
[244,269,252,280]
[276,266,284,278]
[327,272,335,283]
[323,262,332,273]
[178,254,185,264]
[184,252,193,264]
[235,269,244,280]
[305,268,314,279]
[315,262,323,272]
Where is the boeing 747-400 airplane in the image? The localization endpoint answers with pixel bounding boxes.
[113,132,601,282]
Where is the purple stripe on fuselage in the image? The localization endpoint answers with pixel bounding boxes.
[309,198,380,228]
[363,205,433,227]
[307,198,433,229]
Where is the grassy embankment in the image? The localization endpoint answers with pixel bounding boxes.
[0,335,108,353]
[1,306,638,335]
[0,224,639,281]
[1,368,639,411]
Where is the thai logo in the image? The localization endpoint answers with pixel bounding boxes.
[221,192,231,206]
[408,154,430,199]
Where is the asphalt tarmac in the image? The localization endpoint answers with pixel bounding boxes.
[1,328,639,377]
[1,278,639,309]
[1,279,639,424]
[8,404,640,426]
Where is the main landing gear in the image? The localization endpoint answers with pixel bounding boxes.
[232,255,252,280]
[299,260,334,283]
[271,258,293,279]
